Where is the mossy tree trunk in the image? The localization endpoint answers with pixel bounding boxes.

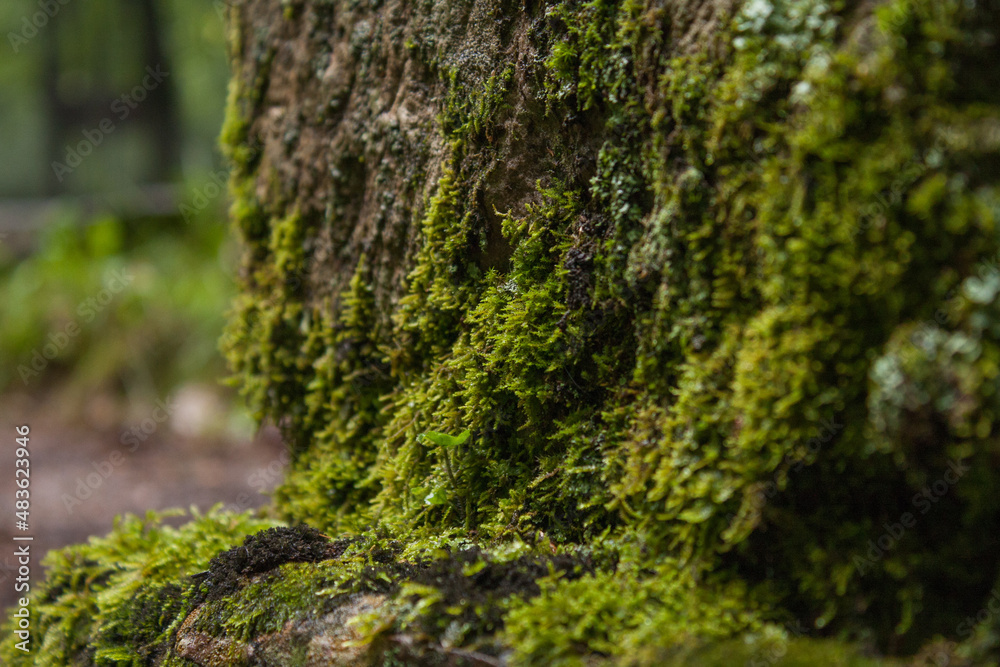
[6,0,1000,665]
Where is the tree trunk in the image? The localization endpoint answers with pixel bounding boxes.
[7,0,1000,664]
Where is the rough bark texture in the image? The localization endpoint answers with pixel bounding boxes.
[6,0,1000,665]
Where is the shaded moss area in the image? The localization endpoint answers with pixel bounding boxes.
[194,525,348,602]
[8,0,1000,663]
[1,516,604,666]
[0,509,281,666]
[1,516,903,666]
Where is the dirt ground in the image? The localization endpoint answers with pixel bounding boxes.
[0,388,287,622]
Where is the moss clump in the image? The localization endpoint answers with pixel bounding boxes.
[195,525,347,602]
[1,515,895,665]
[2,513,603,665]
[0,508,280,666]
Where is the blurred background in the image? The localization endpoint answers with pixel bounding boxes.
[0,0,284,615]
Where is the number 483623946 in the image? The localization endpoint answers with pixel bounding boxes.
[15,424,30,530]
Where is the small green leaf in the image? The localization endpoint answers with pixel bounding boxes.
[462,559,488,577]
[679,504,714,523]
[424,487,449,506]
[94,647,139,661]
[420,429,471,448]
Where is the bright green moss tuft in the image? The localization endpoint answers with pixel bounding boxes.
[0,508,279,666]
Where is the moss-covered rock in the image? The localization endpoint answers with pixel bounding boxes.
[3,512,894,666]
[7,0,1000,663]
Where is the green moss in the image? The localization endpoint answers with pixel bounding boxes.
[192,561,333,642]
[6,515,611,665]
[274,253,393,529]
[219,0,1000,657]
[503,559,758,666]
[0,508,279,666]
[655,636,896,667]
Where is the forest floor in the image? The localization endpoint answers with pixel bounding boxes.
[0,387,286,622]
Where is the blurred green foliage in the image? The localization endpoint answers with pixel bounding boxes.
[0,0,230,195]
[0,209,236,397]
[0,0,238,400]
